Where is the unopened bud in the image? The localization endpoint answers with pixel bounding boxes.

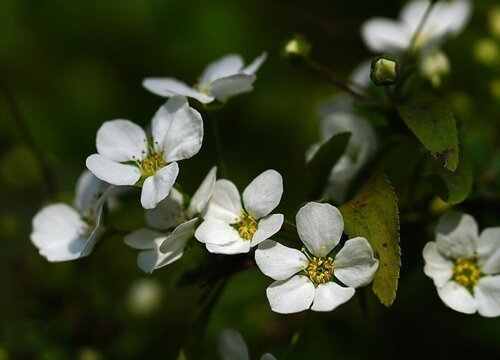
[282,35,311,65]
[370,56,398,86]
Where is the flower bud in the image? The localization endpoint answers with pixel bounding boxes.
[281,35,311,65]
[370,56,398,86]
[420,50,450,88]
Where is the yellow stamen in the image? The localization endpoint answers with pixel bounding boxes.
[306,256,334,285]
[137,147,166,177]
[453,257,480,288]
[235,211,258,241]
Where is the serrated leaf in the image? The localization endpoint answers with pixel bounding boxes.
[428,148,473,205]
[306,132,351,199]
[397,96,459,172]
[339,174,400,306]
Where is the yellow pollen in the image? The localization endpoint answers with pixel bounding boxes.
[195,83,210,95]
[138,151,165,177]
[453,257,481,288]
[235,211,258,241]
[306,256,334,285]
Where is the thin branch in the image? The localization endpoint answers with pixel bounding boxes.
[0,81,58,197]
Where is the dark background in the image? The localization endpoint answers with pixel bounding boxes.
[1,0,499,359]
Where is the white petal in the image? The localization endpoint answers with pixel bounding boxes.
[209,74,256,101]
[95,119,147,162]
[86,154,141,186]
[204,179,242,222]
[162,106,204,162]
[349,60,371,87]
[74,170,109,215]
[251,214,284,247]
[361,18,411,53]
[136,249,165,274]
[140,162,179,209]
[400,0,432,32]
[242,52,267,74]
[31,204,88,261]
[436,281,477,314]
[475,275,500,318]
[477,227,500,275]
[187,166,217,217]
[142,77,214,104]
[422,241,454,287]
[144,188,184,230]
[261,354,277,360]
[435,211,478,259]
[205,239,251,255]
[159,218,197,254]
[218,329,249,360]
[255,240,308,281]
[151,96,189,150]
[310,282,355,312]
[334,237,379,288]
[124,228,164,250]
[194,217,240,245]
[296,202,344,257]
[199,54,243,85]
[266,275,315,314]
[243,170,283,219]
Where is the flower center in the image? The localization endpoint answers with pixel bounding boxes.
[235,211,258,241]
[453,257,480,288]
[195,83,210,95]
[138,150,166,177]
[306,256,334,285]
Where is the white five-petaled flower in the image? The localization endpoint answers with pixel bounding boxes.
[124,167,217,273]
[307,110,377,203]
[423,211,500,317]
[31,170,110,262]
[255,202,378,314]
[361,0,471,55]
[219,328,276,360]
[195,170,284,255]
[143,52,267,104]
[86,96,203,209]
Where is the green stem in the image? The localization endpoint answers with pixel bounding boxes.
[305,58,369,101]
[208,112,228,178]
[0,81,58,198]
[281,311,309,360]
[407,1,435,53]
[180,275,230,359]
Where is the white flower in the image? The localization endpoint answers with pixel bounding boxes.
[31,170,110,262]
[307,110,377,203]
[419,49,450,87]
[255,202,378,314]
[86,96,203,209]
[125,167,217,273]
[423,211,500,317]
[195,170,284,255]
[219,328,276,360]
[142,52,267,104]
[361,0,472,55]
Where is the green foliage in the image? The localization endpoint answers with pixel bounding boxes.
[428,148,473,204]
[397,96,459,172]
[306,132,351,199]
[340,174,400,307]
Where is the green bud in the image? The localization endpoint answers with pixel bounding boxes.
[370,55,398,86]
[281,35,311,65]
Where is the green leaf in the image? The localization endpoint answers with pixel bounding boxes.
[306,132,351,199]
[339,174,400,307]
[397,96,459,172]
[428,148,473,205]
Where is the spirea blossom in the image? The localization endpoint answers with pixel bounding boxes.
[423,211,500,317]
[31,171,110,261]
[361,0,471,55]
[195,170,284,255]
[124,167,217,273]
[86,96,203,209]
[255,202,378,314]
[143,53,266,104]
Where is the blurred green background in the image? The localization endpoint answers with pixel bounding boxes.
[1,0,499,359]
